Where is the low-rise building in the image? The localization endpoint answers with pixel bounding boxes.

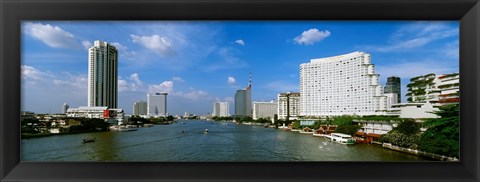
[387,102,439,119]
[66,106,124,124]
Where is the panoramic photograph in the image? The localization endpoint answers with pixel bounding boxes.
[20,21,459,161]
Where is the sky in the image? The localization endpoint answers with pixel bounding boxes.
[21,21,459,115]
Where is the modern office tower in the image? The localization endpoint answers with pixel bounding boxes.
[212,102,230,117]
[406,73,459,106]
[235,89,247,116]
[133,101,147,116]
[299,51,387,116]
[147,93,168,116]
[87,40,118,108]
[253,101,277,120]
[384,76,401,103]
[234,73,252,117]
[277,92,301,120]
[62,102,69,114]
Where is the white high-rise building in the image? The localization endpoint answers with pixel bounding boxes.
[300,51,387,116]
[147,93,168,116]
[253,101,277,120]
[88,40,118,108]
[133,101,147,116]
[277,92,301,120]
[212,102,230,117]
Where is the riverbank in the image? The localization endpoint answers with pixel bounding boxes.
[382,143,458,161]
[22,130,108,139]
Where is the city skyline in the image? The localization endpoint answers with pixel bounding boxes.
[21,21,459,115]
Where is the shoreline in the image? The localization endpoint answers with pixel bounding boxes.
[22,130,108,139]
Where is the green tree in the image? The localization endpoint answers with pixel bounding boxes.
[379,119,421,148]
[273,114,279,128]
[418,104,459,158]
[332,116,354,126]
[335,125,361,135]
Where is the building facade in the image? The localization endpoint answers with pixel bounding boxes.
[133,101,147,116]
[88,40,118,108]
[252,101,277,120]
[147,93,168,116]
[406,73,459,106]
[384,93,399,109]
[212,102,230,117]
[234,74,252,117]
[384,76,401,103]
[299,51,387,117]
[234,89,247,116]
[277,92,301,120]
[62,102,69,114]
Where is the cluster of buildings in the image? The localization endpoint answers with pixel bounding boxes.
[132,93,168,117]
[57,41,172,125]
[212,51,459,128]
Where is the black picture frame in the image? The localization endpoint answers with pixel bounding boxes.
[1,0,479,181]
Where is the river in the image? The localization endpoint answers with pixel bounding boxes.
[21,120,431,161]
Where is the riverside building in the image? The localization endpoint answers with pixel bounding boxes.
[88,40,118,108]
[299,51,387,117]
[147,93,168,116]
[212,102,230,117]
[252,101,277,120]
[277,92,301,120]
[133,101,147,116]
[234,73,252,117]
[406,73,459,106]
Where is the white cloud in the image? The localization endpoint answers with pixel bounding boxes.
[172,76,184,82]
[235,39,245,46]
[131,34,174,56]
[148,81,174,94]
[24,22,80,49]
[293,28,331,45]
[181,90,209,100]
[82,40,92,50]
[21,65,50,80]
[227,76,236,85]
[362,22,458,52]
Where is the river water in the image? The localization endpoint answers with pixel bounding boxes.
[21,120,431,161]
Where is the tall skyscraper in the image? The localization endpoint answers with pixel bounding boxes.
[384,76,401,103]
[87,40,118,108]
[300,51,387,116]
[234,73,252,117]
[212,102,230,117]
[234,90,246,116]
[147,93,168,116]
[62,102,69,114]
[133,101,147,116]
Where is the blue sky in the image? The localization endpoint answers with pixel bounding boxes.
[21,21,459,115]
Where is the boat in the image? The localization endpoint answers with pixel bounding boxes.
[327,133,356,145]
[109,125,138,132]
[204,129,209,134]
[81,138,96,144]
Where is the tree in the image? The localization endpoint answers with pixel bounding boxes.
[273,114,279,128]
[418,104,459,158]
[379,119,421,149]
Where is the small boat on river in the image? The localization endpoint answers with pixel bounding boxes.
[81,138,96,144]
